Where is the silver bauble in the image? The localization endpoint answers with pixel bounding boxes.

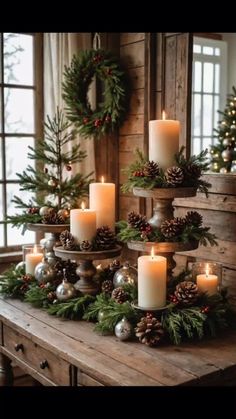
[39,206,50,217]
[115,317,133,341]
[15,261,26,274]
[34,258,56,284]
[223,137,232,147]
[113,262,137,288]
[220,167,228,174]
[56,279,76,301]
[222,148,234,162]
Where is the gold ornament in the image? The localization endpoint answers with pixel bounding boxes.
[57,208,70,222]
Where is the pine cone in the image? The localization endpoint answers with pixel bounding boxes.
[60,230,77,250]
[174,281,198,305]
[135,313,164,346]
[41,208,58,224]
[185,211,203,227]
[111,287,129,304]
[128,211,147,230]
[166,166,184,186]
[94,226,117,250]
[184,163,202,179]
[160,218,184,239]
[80,240,93,251]
[61,260,79,284]
[47,291,57,302]
[102,279,114,294]
[109,260,122,272]
[143,161,160,178]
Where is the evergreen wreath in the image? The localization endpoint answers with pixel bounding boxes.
[62,49,127,139]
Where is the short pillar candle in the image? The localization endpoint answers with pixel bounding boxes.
[25,245,44,276]
[138,249,167,308]
[196,263,218,296]
[149,111,180,170]
[89,177,115,230]
[70,202,97,243]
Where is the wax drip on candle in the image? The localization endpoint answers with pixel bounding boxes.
[81,201,86,211]
[162,110,166,120]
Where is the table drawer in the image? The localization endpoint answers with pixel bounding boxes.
[3,324,71,386]
[78,371,104,386]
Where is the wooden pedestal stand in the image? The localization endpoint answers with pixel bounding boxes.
[54,245,122,295]
[128,187,199,281]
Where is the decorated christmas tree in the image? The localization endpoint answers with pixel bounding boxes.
[210,86,236,172]
[8,108,93,232]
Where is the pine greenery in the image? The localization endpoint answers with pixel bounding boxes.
[121,147,211,196]
[8,108,93,231]
[210,86,236,172]
[47,295,95,320]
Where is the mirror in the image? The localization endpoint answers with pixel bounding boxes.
[191,33,236,164]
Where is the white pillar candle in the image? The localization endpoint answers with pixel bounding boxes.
[138,250,167,308]
[25,245,43,276]
[149,111,180,170]
[70,202,96,243]
[89,177,115,231]
[197,264,218,296]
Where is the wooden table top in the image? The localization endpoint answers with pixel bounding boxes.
[1,296,236,386]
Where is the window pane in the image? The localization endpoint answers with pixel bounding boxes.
[203,137,211,151]
[214,64,220,94]
[6,183,35,217]
[5,137,35,180]
[0,224,4,246]
[193,94,201,136]
[7,223,35,246]
[215,47,220,56]
[194,61,202,91]
[193,44,201,54]
[0,185,3,220]
[203,46,213,55]
[4,88,34,133]
[203,63,214,93]
[4,33,33,86]
[203,95,213,135]
[0,87,2,133]
[192,137,201,155]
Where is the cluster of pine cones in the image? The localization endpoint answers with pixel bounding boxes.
[128,211,152,240]
[160,211,203,240]
[132,159,202,187]
[60,225,117,251]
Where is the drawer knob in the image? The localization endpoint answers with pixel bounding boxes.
[40,360,49,369]
[15,343,24,352]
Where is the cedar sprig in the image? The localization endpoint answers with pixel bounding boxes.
[24,284,53,308]
[94,301,140,334]
[0,267,26,298]
[47,295,95,319]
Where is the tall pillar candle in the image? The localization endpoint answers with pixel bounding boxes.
[138,252,167,308]
[70,204,96,243]
[25,245,44,276]
[149,112,180,170]
[89,178,115,230]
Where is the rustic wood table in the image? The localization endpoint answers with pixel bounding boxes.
[0,297,236,386]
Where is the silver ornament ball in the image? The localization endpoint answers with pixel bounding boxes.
[56,279,76,301]
[222,148,234,162]
[115,317,133,341]
[98,309,107,323]
[113,262,137,288]
[15,261,26,274]
[39,206,50,217]
[34,258,56,284]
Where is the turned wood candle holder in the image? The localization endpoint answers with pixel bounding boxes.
[129,187,198,281]
[54,245,122,295]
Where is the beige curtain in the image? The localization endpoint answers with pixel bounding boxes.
[43,33,96,179]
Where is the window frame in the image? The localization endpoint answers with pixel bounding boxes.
[0,32,43,254]
[191,36,227,155]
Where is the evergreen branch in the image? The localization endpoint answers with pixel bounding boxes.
[47,295,95,320]
[24,284,51,308]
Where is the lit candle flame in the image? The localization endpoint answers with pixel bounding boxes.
[162,110,166,120]
[151,246,155,259]
[101,176,105,183]
[205,263,209,277]
[33,244,37,254]
[81,201,86,210]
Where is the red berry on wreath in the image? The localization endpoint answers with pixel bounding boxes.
[83,117,89,124]
[93,54,102,63]
[66,165,72,171]
[44,167,48,174]
[107,68,112,75]
[94,118,103,127]
[169,294,179,304]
